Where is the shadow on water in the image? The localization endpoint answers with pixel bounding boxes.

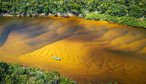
[64,22,146,61]
[14,23,49,38]
[1,17,146,58]
[0,23,16,46]
[0,17,84,56]
[0,21,47,46]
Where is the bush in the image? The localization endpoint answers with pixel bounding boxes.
[85,12,146,28]
[0,62,76,84]
[128,4,144,18]
[105,4,127,16]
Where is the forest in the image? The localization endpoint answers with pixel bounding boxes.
[0,0,146,18]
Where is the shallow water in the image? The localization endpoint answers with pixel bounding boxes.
[0,16,146,84]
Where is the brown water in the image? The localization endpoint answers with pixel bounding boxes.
[0,16,146,84]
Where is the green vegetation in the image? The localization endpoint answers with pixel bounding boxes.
[0,0,146,28]
[0,0,146,18]
[85,12,146,28]
[0,62,76,84]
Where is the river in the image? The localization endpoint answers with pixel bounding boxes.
[0,16,146,84]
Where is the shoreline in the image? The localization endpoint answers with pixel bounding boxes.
[0,13,81,18]
[1,13,146,29]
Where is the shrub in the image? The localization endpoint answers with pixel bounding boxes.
[85,12,146,28]
[0,62,76,84]
[105,4,127,16]
[128,4,144,18]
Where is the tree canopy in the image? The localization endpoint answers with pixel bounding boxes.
[0,0,145,18]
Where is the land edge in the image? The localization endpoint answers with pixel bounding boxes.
[1,12,146,29]
[0,12,83,18]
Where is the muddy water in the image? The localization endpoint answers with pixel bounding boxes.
[0,16,146,84]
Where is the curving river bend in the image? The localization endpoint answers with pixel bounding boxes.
[0,16,146,84]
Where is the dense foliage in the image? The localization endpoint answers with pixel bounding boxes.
[0,0,146,18]
[85,12,146,28]
[0,0,146,28]
[0,62,76,84]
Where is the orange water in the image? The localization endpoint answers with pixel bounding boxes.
[0,16,146,84]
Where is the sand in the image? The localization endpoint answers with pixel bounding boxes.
[0,17,146,84]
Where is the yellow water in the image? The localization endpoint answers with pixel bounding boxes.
[0,16,146,84]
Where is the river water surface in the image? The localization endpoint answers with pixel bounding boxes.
[0,16,146,84]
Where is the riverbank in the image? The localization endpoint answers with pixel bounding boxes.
[1,12,146,29]
[0,12,78,18]
[85,12,146,28]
